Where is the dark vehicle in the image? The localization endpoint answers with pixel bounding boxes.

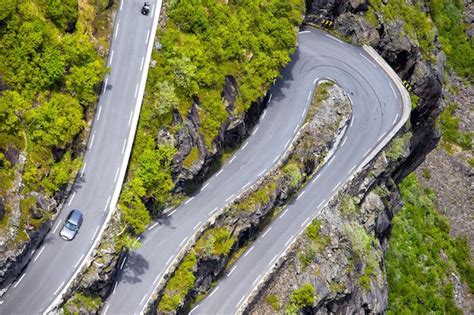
[59,209,83,241]
[141,2,150,15]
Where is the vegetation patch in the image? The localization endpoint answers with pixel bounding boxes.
[386,174,473,314]
[63,292,102,314]
[438,102,472,153]
[265,294,281,311]
[285,283,315,314]
[385,132,412,161]
[195,227,236,256]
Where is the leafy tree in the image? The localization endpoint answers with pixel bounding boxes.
[119,177,150,235]
[44,0,78,31]
[66,60,105,106]
[0,91,29,134]
[0,0,17,21]
[26,93,84,148]
[151,81,179,118]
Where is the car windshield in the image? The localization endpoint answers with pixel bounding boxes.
[65,221,77,230]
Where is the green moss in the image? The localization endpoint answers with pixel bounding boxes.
[195,227,235,256]
[339,195,358,216]
[237,179,277,212]
[158,252,197,312]
[265,294,281,311]
[386,174,473,314]
[183,146,200,168]
[63,293,102,314]
[385,132,412,160]
[438,102,472,153]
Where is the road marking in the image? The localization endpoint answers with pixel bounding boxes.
[317,199,326,208]
[297,191,305,200]
[377,131,387,142]
[244,246,254,257]
[359,53,376,67]
[327,157,334,166]
[153,273,162,285]
[151,4,155,16]
[301,108,307,118]
[74,254,84,269]
[103,77,108,94]
[165,255,174,265]
[251,274,262,286]
[109,50,114,65]
[242,141,249,150]
[293,125,299,133]
[325,34,343,43]
[119,0,123,11]
[112,281,118,294]
[34,246,45,262]
[236,295,246,307]
[114,22,120,39]
[258,168,267,177]
[285,236,294,247]
[145,30,150,44]
[128,111,133,126]
[201,183,209,192]
[80,163,87,177]
[229,156,236,164]
[14,273,26,288]
[301,217,311,227]
[268,254,279,266]
[363,148,371,157]
[252,126,259,136]
[120,257,127,270]
[140,56,145,71]
[313,77,319,84]
[190,305,200,314]
[227,266,237,277]
[185,197,194,205]
[261,110,267,119]
[312,173,321,184]
[280,208,289,219]
[120,139,127,154]
[273,155,280,163]
[393,113,399,125]
[134,83,139,98]
[193,221,202,231]
[341,136,347,147]
[262,227,272,238]
[209,286,219,297]
[148,222,158,230]
[348,164,357,175]
[389,82,398,100]
[350,116,354,127]
[215,169,223,178]
[268,93,272,103]
[53,220,62,233]
[167,209,177,217]
[332,181,341,192]
[298,30,310,34]
[53,281,65,295]
[179,237,188,247]
[103,304,110,315]
[89,134,95,150]
[139,295,147,306]
[104,196,111,212]
[307,91,312,101]
[114,167,120,183]
[209,207,219,215]
[68,192,76,206]
[225,194,235,202]
[285,139,291,148]
[91,225,100,240]
[242,181,251,190]
[326,76,336,83]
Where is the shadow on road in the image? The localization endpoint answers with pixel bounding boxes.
[119,251,149,284]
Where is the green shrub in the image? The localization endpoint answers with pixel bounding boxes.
[282,163,303,189]
[339,195,357,216]
[195,227,235,256]
[286,283,315,314]
[265,294,281,311]
[386,174,473,314]
[158,253,197,312]
[63,293,102,315]
[438,102,472,152]
[385,132,412,160]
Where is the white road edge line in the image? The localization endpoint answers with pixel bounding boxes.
[227,266,237,277]
[301,217,311,227]
[298,30,310,34]
[272,155,280,163]
[114,22,120,39]
[325,34,343,44]
[317,199,326,208]
[13,273,26,288]
[341,136,347,147]
[251,274,262,287]
[165,255,173,265]
[179,237,188,247]
[193,221,202,231]
[52,220,62,234]
[89,134,95,150]
[285,236,294,247]
[53,281,65,296]
[225,194,235,202]
[96,106,102,121]
[167,209,177,217]
[114,167,120,183]
[280,208,289,219]
[139,295,147,306]
[389,82,398,100]
[102,77,108,94]
[68,192,76,206]
[359,53,376,67]
[242,181,251,190]
[185,197,194,205]
[258,168,267,177]
[103,304,110,315]
[261,110,267,120]
[242,142,248,150]
[236,295,246,308]
[91,225,100,241]
[120,257,127,270]
[200,183,209,192]
[244,246,254,257]
[80,163,87,177]
[128,111,133,127]
[268,93,272,103]
[268,254,278,266]
[393,113,399,125]
[121,139,127,154]
[229,156,236,164]
[104,196,111,212]
[262,227,272,238]
[377,131,387,142]
[215,169,223,178]
[209,286,219,297]
[348,164,357,175]
[363,147,371,158]
[190,305,200,315]
[34,246,45,262]
[145,30,150,44]
[109,50,114,65]
[140,56,145,71]
[148,222,158,231]
[332,181,341,192]
[209,207,218,215]
[73,254,84,269]
[301,108,307,118]
[313,77,319,84]
[134,83,139,98]
[119,0,123,11]
[252,126,259,136]
[297,191,305,200]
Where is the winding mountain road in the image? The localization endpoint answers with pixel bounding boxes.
[194,28,409,314]
[0,0,162,313]
[104,28,408,314]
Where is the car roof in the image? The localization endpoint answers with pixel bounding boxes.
[67,209,83,225]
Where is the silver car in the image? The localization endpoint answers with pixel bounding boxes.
[59,209,83,241]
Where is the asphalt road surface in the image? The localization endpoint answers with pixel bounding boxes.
[0,0,159,313]
[104,28,405,314]
[194,27,404,314]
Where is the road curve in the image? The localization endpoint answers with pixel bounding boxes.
[104,28,407,314]
[0,0,160,313]
[194,27,408,314]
